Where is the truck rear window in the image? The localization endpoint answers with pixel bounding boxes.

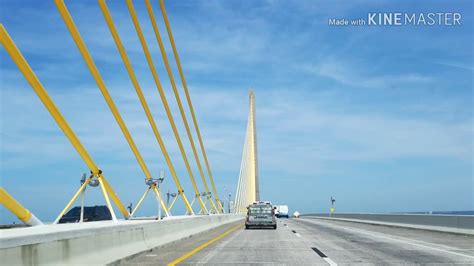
[249,206,272,214]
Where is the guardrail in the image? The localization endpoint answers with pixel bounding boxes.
[302,213,474,235]
[0,214,244,265]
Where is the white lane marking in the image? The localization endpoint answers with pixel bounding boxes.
[304,219,474,260]
[323,257,338,266]
[289,219,338,266]
[306,218,469,252]
[145,254,157,257]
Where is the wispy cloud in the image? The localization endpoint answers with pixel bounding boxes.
[298,60,433,89]
[433,60,474,72]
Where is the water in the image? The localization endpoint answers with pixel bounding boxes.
[394,211,474,216]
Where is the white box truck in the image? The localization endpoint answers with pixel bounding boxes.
[275,205,289,218]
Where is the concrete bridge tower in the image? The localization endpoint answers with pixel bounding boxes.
[234,90,259,213]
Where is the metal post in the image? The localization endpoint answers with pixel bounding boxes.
[130,188,151,217]
[53,178,91,224]
[98,176,117,222]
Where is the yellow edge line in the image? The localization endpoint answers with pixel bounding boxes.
[167,223,242,266]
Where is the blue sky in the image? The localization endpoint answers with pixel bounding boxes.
[1,0,472,223]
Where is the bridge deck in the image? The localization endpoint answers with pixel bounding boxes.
[121,217,474,265]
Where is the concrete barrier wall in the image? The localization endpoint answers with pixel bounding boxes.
[0,214,244,265]
[302,213,474,235]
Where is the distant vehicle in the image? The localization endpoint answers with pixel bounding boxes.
[58,205,112,223]
[245,202,277,229]
[274,205,289,218]
[293,211,300,218]
[253,201,272,205]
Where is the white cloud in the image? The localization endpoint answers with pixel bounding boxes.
[2,82,470,175]
[298,60,433,89]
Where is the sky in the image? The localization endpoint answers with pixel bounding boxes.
[0,0,472,223]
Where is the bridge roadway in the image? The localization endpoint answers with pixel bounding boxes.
[119,217,474,265]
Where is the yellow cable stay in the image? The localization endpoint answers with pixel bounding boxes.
[126,0,207,214]
[159,0,224,212]
[98,0,193,215]
[145,0,219,214]
[54,0,169,216]
[0,24,128,221]
[0,187,43,226]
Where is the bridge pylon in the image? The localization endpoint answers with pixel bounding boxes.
[234,90,260,213]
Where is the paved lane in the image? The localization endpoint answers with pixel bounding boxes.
[120,218,474,265]
[295,218,474,265]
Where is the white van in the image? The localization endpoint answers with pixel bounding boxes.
[275,205,289,218]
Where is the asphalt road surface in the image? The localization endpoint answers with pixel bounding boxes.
[119,217,474,265]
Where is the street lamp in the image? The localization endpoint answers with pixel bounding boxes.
[223,186,227,214]
[166,190,177,206]
[330,196,336,216]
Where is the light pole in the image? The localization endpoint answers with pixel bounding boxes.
[223,186,227,214]
[79,173,86,223]
[157,170,165,219]
[166,190,176,206]
[330,196,336,216]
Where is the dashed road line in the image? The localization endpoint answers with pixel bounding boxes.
[291,229,302,237]
[311,247,338,266]
[303,219,474,260]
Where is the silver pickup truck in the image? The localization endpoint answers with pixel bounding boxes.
[245,202,277,229]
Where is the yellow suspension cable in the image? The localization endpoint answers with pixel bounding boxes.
[54,0,170,215]
[159,0,223,212]
[145,0,218,214]
[0,24,129,219]
[0,187,43,226]
[0,24,97,175]
[98,0,192,214]
[125,0,207,214]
